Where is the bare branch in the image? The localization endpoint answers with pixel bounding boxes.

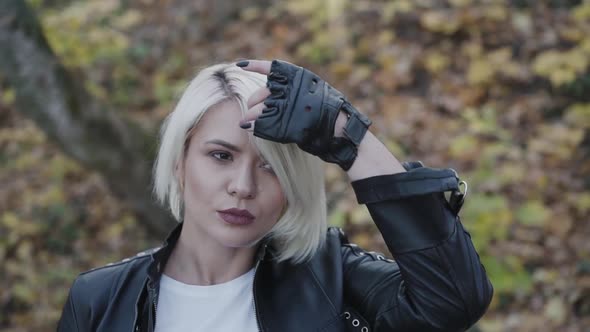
[0,0,175,237]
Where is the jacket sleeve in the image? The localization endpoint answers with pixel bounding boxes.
[341,161,493,332]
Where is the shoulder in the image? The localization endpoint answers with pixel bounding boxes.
[61,248,160,330]
[80,246,159,279]
[69,247,160,301]
[326,227,396,264]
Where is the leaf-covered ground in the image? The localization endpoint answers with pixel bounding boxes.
[1,0,589,331]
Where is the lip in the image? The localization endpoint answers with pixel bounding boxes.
[218,208,255,218]
[217,208,255,226]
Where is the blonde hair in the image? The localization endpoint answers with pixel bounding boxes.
[152,63,327,263]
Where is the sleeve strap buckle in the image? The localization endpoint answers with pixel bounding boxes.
[449,180,468,215]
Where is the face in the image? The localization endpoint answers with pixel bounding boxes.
[179,100,287,249]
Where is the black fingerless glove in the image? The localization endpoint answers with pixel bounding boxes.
[253,60,372,171]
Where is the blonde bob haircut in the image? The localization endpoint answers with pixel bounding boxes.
[152,62,327,263]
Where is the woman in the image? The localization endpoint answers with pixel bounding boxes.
[57,59,493,332]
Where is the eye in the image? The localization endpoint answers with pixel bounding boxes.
[210,151,232,161]
[260,161,275,174]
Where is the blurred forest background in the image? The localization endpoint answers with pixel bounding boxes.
[1,0,589,331]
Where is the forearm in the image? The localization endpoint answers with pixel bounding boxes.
[333,110,406,181]
[346,130,406,181]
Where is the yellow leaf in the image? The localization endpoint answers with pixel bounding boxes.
[13,152,40,171]
[16,240,33,261]
[516,201,551,226]
[484,5,507,21]
[240,7,262,21]
[104,222,124,239]
[564,103,590,128]
[424,51,450,74]
[377,30,395,47]
[383,138,405,159]
[488,47,512,65]
[350,232,372,249]
[13,283,36,303]
[549,68,576,86]
[532,50,562,76]
[376,52,396,71]
[1,88,15,105]
[121,214,138,227]
[328,210,346,227]
[478,318,504,332]
[532,48,587,86]
[567,192,590,215]
[421,11,460,35]
[381,1,414,23]
[579,38,590,55]
[350,205,371,225]
[564,49,588,72]
[286,0,319,15]
[462,41,483,59]
[37,185,65,207]
[449,0,471,7]
[497,163,526,186]
[2,212,20,229]
[573,3,590,22]
[532,268,559,283]
[449,135,479,159]
[467,59,494,84]
[112,10,142,29]
[396,0,413,12]
[350,65,372,84]
[560,26,584,42]
[45,155,82,180]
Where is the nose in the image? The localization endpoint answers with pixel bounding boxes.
[227,164,257,199]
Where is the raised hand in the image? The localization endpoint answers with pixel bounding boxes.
[237,59,372,171]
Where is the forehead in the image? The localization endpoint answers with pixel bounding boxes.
[190,100,256,152]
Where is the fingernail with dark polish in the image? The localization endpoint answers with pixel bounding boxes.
[236,61,249,68]
[240,122,252,129]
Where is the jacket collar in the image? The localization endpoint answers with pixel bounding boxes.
[146,222,182,283]
[146,222,272,283]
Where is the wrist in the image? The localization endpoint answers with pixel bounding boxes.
[346,131,406,181]
[333,110,349,138]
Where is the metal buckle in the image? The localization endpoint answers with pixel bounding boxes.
[449,180,468,214]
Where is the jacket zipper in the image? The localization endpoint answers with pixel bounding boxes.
[134,276,149,332]
[152,288,158,328]
[253,241,269,332]
[147,281,158,332]
[252,260,262,332]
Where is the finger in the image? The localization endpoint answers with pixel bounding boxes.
[247,87,271,109]
[239,120,255,132]
[241,103,266,124]
[237,60,272,75]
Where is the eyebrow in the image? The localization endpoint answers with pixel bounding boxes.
[204,139,242,152]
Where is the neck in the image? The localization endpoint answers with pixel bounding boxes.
[163,222,258,285]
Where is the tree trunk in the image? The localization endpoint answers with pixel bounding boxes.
[0,0,175,237]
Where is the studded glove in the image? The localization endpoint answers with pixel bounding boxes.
[254,60,372,171]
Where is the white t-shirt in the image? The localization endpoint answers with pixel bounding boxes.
[154,268,259,332]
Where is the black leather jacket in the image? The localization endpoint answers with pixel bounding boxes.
[57,162,493,332]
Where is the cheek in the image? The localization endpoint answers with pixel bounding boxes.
[184,168,217,201]
[264,179,287,218]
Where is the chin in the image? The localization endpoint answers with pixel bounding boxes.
[214,229,266,249]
